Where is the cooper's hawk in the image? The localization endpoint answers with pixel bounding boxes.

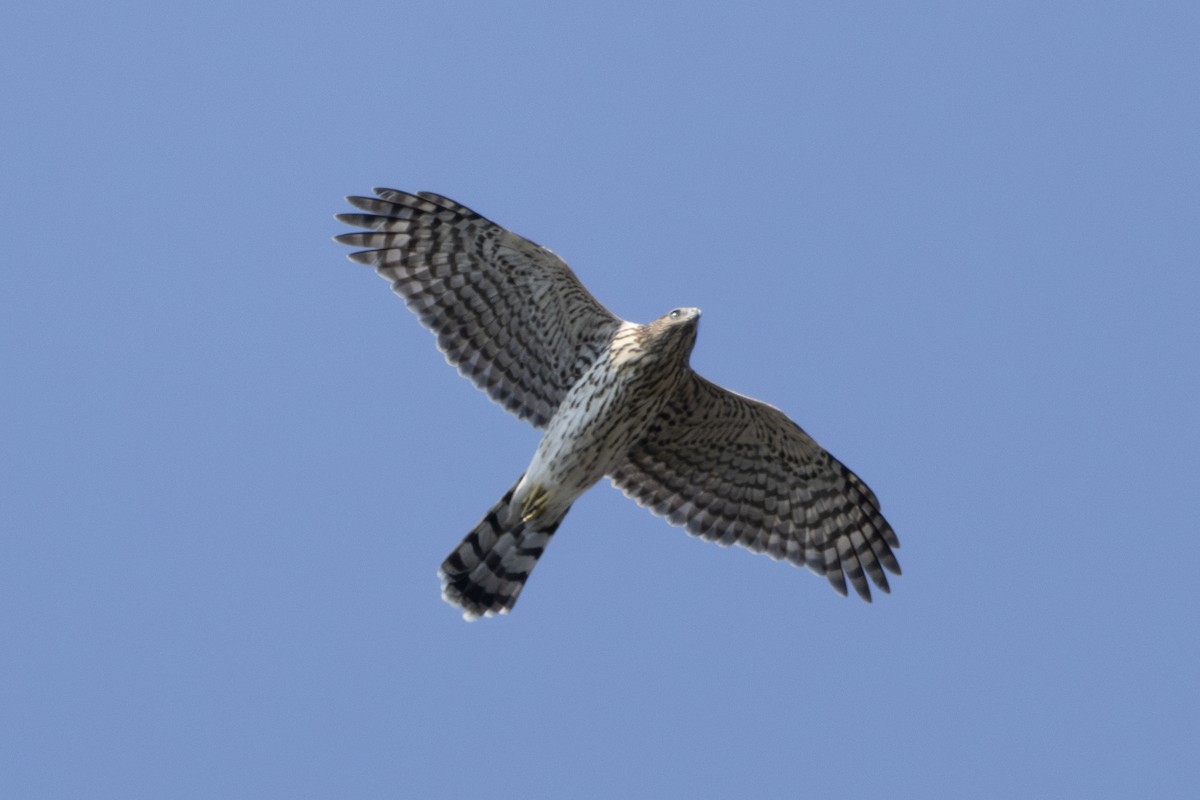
[335,189,900,620]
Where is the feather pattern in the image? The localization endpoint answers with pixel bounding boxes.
[335,189,622,427]
[336,189,900,617]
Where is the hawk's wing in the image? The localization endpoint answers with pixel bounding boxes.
[335,189,623,427]
[609,371,900,600]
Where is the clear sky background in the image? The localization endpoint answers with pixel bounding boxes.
[3,2,1197,798]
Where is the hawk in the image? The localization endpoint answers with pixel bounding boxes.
[335,189,900,620]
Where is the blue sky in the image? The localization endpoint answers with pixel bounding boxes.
[3,2,1197,797]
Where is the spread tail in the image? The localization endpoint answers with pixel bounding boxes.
[439,481,570,621]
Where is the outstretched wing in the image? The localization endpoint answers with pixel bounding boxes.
[609,372,900,600]
[335,189,623,427]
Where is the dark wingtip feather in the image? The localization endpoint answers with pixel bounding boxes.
[345,194,391,213]
[344,249,380,266]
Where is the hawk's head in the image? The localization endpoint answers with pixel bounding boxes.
[640,307,701,365]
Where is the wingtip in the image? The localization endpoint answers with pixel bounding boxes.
[344,250,378,266]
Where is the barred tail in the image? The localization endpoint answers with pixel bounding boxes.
[438,481,570,621]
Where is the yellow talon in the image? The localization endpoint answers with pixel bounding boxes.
[521,485,550,522]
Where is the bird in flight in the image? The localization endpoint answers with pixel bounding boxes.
[335,189,900,620]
